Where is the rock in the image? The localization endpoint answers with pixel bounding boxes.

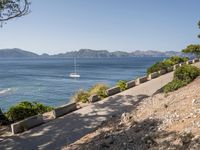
[192,99,200,106]
[100,142,110,148]
[120,113,134,126]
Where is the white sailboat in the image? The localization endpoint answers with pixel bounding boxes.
[69,58,80,78]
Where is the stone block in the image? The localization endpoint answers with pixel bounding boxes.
[11,114,43,134]
[126,80,136,89]
[53,103,77,118]
[106,86,120,96]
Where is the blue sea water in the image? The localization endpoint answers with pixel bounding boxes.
[0,57,164,110]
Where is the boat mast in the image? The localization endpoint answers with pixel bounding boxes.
[74,57,77,73]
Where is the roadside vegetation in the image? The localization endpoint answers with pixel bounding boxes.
[72,84,109,103]
[147,56,188,74]
[117,80,128,91]
[0,101,53,124]
[88,84,108,99]
[164,65,200,93]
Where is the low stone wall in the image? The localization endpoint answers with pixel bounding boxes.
[136,76,148,85]
[53,103,77,118]
[186,60,193,65]
[148,72,159,80]
[167,66,173,72]
[193,58,199,63]
[89,94,100,103]
[106,86,120,96]
[11,58,200,135]
[11,114,43,134]
[173,64,179,70]
[179,62,186,67]
[158,69,166,75]
[126,80,136,89]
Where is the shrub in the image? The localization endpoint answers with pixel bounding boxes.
[88,84,108,99]
[163,79,187,93]
[117,80,128,91]
[163,65,200,93]
[0,108,9,125]
[174,65,200,83]
[168,56,188,64]
[32,102,53,114]
[72,90,90,103]
[147,56,188,74]
[147,61,171,74]
[6,101,53,122]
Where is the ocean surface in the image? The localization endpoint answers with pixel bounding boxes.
[0,57,165,111]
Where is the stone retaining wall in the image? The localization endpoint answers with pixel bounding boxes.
[106,86,121,96]
[11,114,43,134]
[10,59,200,134]
[186,60,193,65]
[173,64,179,70]
[167,66,173,72]
[158,69,166,75]
[193,58,199,63]
[148,72,159,80]
[53,103,77,118]
[89,94,100,103]
[126,80,136,89]
[136,76,148,85]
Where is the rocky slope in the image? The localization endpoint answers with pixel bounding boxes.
[64,77,200,150]
[0,48,39,58]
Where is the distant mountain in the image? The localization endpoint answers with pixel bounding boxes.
[52,49,188,58]
[0,48,39,58]
[0,48,189,58]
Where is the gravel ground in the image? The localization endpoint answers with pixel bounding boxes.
[64,76,200,150]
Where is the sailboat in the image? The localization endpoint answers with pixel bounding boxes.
[69,58,80,78]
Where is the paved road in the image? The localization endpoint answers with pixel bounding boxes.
[0,71,175,150]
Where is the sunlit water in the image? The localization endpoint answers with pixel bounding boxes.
[0,57,165,110]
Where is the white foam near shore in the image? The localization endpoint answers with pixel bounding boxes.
[0,88,13,95]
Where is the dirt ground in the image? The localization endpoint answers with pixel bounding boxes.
[64,77,200,150]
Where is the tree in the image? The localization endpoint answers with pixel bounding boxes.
[182,21,200,58]
[0,0,30,24]
[182,44,200,58]
[198,20,200,38]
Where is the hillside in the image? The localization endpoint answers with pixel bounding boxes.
[53,49,187,58]
[64,77,200,150]
[0,48,39,58]
[0,48,189,58]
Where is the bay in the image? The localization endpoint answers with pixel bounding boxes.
[0,57,164,110]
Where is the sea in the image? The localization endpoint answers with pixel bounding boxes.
[0,57,165,111]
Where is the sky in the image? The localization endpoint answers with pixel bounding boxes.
[0,0,199,54]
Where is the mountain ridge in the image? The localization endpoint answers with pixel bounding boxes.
[0,48,189,58]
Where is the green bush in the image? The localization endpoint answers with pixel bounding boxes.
[147,61,171,74]
[0,108,9,125]
[88,84,108,99]
[72,90,90,103]
[163,65,200,93]
[147,56,188,74]
[117,80,127,91]
[6,101,53,122]
[168,56,188,64]
[163,79,187,93]
[174,65,200,83]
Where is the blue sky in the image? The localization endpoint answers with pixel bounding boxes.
[0,0,199,54]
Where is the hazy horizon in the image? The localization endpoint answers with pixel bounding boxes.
[0,0,199,54]
[0,48,185,55]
